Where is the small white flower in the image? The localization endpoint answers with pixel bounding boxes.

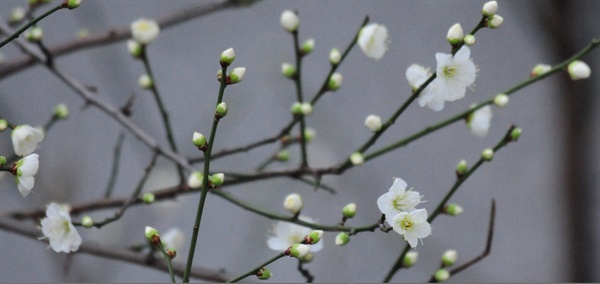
[446,23,464,45]
[482,1,498,17]
[280,10,299,32]
[435,46,477,102]
[567,60,591,80]
[377,177,423,221]
[364,115,382,132]
[267,216,323,253]
[130,18,160,45]
[283,193,303,214]
[391,209,432,248]
[161,227,185,251]
[40,203,82,253]
[14,153,39,197]
[358,23,389,60]
[468,105,492,138]
[487,15,504,29]
[11,125,44,156]
[406,64,445,111]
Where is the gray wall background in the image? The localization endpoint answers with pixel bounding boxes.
[1,0,598,282]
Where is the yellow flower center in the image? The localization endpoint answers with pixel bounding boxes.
[401,219,413,230]
[443,66,456,79]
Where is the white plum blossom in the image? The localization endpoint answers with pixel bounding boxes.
[468,105,493,138]
[11,125,44,156]
[40,203,82,253]
[567,60,591,80]
[130,18,160,45]
[435,46,477,102]
[14,153,39,197]
[267,216,323,253]
[391,209,431,248]
[358,23,388,60]
[377,177,423,221]
[406,64,445,111]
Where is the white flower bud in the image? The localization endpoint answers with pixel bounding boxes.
[53,103,69,119]
[0,119,7,131]
[65,0,81,9]
[481,148,494,161]
[487,14,504,29]
[442,250,458,267]
[127,40,142,58]
[482,1,499,17]
[350,152,364,166]
[444,203,464,216]
[192,132,207,148]
[300,102,313,116]
[301,38,315,54]
[138,74,153,89]
[280,10,299,32]
[328,72,343,91]
[304,128,316,143]
[187,171,204,189]
[9,7,25,23]
[567,60,591,80]
[342,203,357,218]
[220,48,235,65]
[329,48,341,65]
[281,62,296,78]
[464,34,476,46]
[335,232,350,246]
[229,67,246,84]
[494,93,509,108]
[145,226,160,240]
[364,115,382,132]
[402,251,419,268]
[210,173,225,187]
[131,18,160,45]
[283,193,303,214]
[143,193,155,204]
[287,244,310,258]
[81,215,94,228]
[25,26,43,42]
[446,23,464,45]
[435,269,450,282]
[530,64,552,77]
[216,102,228,117]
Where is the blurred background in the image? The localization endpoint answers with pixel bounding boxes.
[1,0,598,282]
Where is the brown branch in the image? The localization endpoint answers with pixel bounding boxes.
[0,0,261,79]
[0,217,229,282]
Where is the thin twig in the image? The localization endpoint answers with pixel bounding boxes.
[104,132,126,198]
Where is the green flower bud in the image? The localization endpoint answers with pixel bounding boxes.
[9,7,25,24]
[54,103,69,119]
[229,67,246,84]
[510,127,522,142]
[290,102,303,115]
[335,232,350,246]
[464,34,476,46]
[64,0,82,9]
[327,72,342,91]
[138,74,153,89]
[402,251,419,268]
[456,159,468,177]
[530,64,551,77]
[286,244,310,258]
[299,252,314,263]
[487,14,504,29]
[81,215,94,228]
[446,23,464,46]
[192,132,207,149]
[275,150,289,162]
[0,156,6,166]
[303,128,316,143]
[329,48,341,65]
[481,148,494,161]
[342,203,357,218]
[441,250,457,267]
[220,48,235,65]
[304,230,324,245]
[127,40,142,58]
[25,26,43,42]
[256,268,272,280]
[301,38,315,55]
[434,269,450,282]
[166,249,177,260]
[300,102,313,116]
[143,193,155,204]
[216,102,228,118]
[444,203,464,216]
[0,119,7,131]
[281,62,296,78]
[187,171,204,189]
[210,173,225,187]
[494,93,509,108]
[350,152,364,166]
[145,226,160,243]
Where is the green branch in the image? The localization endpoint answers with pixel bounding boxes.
[0,4,64,49]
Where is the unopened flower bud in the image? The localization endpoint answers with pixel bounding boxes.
[487,14,504,29]
[364,114,382,132]
[0,156,6,166]
[482,1,498,17]
[217,69,223,82]
[63,0,81,9]
[299,252,314,263]
[166,249,177,260]
[444,203,464,216]
[335,232,350,246]
[143,193,155,204]
[286,244,310,258]
[328,72,343,91]
[127,40,142,58]
[187,172,203,189]
[402,251,419,268]
[530,64,551,77]
[283,193,303,214]
[9,7,25,23]
[303,128,316,143]
[210,173,225,187]
[446,23,464,45]
[350,152,364,166]
[434,269,450,282]
[304,230,323,245]
[145,226,160,243]
[77,28,90,39]
[567,60,591,80]
[275,150,289,162]
[280,10,299,32]
[192,132,207,149]
[301,38,315,55]
[290,102,303,115]
[216,102,228,118]
[131,18,160,45]
[229,67,246,84]
[464,34,476,46]
[81,215,94,228]
[510,127,522,142]
[138,74,153,89]
[494,93,509,108]
[481,148,494,161]
[329,48,341,65]
[53,103,69,119]
[220,48,235,65]
[256,268,272,280]
[342,203,357,218]
[456,159,468,176]
[441,250,458,267]
[281,63,296,78]
[25,26,43,42]
[300,102,313,116]
[0,119,7,131]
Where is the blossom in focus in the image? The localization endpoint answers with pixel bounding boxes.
[11,124,44,156]
[267,216,323,253]
[435,46,477,102]
[40,203,82,253]
[391,208,431,248]
[377,177,423,221]
[358,23,388,60]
